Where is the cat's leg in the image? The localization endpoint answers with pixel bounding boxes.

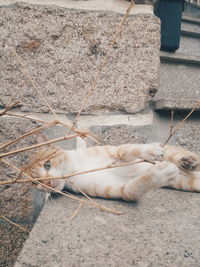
[167,171,200,192]
[86,162,178,201]
[164,145,200,172]
[117,143,164,163]
[120,162,178,201]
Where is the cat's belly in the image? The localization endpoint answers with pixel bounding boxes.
[65,162,152,193]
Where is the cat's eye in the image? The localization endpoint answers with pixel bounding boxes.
[44,160,51,171]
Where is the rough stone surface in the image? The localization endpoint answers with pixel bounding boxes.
[0,3,160,114]
[154,62,200,101]
[89,125,147,146]
[0,117,41,222]
[0,117,40,267]
[0,224,31,267]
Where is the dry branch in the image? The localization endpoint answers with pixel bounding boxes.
[0,101,21,116]
[1,159,122,215]
[68,1,135,133]
[163,99,200,146]
[0,215,28,232]
[0,133,80,158]
[5,112,100,144]
[0,159,147,185]
[0,120,59,151]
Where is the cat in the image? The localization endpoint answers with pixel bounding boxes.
[27,142,200,201]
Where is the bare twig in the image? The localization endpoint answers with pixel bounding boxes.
[5,81,27,109]
[1,159,122,215]
[0,215,29,232]
[68,1,135,133]
[0,159,147,185]
[0,133,80,158]
[0,101,20,116]
[5,112,100,144]
[169,110,174,136]
[163,100,200,146]
[0,120,59,151]
[67,201,83,222]
[11,48,60,120]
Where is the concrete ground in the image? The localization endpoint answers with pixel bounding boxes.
[15,188,200,267]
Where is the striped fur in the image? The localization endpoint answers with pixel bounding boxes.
[28,143,200,201]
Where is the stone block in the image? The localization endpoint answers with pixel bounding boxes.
[89,125,147,146]
[0,3,160,114]
[0,117,41,223]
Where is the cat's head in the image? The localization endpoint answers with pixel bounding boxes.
[25,140,67,192]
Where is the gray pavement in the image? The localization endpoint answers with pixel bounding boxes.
[15,188,200,267]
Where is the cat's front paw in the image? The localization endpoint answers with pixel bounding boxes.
[152,161,179,186]
[179,156,199,171]
[142,143,164,162]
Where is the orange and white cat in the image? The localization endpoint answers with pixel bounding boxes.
[27,143,200,201]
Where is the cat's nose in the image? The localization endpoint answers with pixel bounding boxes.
[43,180,51,187]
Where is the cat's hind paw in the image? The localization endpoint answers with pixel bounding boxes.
[152,161,179,186]
[179,156,199,171]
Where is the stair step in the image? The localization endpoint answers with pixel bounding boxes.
[181,29,200,38]
[154,63,200,102]
[182,12,200,25]
[183,3,200,18]
[154,99,200,111]
[181,21,200,35]
[178,34,200,57]
[160,51,200,65]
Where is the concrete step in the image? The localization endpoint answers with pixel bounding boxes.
[181,14,200,33]
[183,2,200,17]
[179,21,200,56]
[156,12,200,111]
[154,61,200,103]
[154,99,200,111]
[178,35,200,57]
[160,51,200,65]
[182,12,200,24]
